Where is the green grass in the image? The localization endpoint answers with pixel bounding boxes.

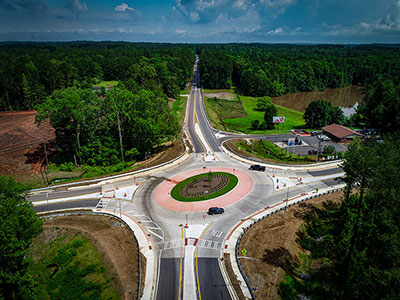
[172,96,187,122]
[204,96,247,131]
[222,96,306,134]
[95,81,118,88]
[31,232,120,300]
[171,172,238,202]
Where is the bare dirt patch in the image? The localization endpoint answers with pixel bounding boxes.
[204,92,235,100]
[0,110,55,183]
[236,191,343,299]
[33,214,146,300]
[272,86,364,112]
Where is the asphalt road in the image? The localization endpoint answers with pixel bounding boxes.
[32,199,99,213]
[156,258,180,300]
[197,258,231,300]
[28,57,347,300]
[308,167,343,176]
[186,64,221,153]
[28,186,100,202]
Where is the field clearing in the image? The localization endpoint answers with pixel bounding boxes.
[223,96,305,134]
[236,191,343,299]
[272,85,364,112]
[0,111,55,184]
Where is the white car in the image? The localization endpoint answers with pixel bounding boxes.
[320,135,331,141]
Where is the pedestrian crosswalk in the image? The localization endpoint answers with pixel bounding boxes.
[154,238,222,251]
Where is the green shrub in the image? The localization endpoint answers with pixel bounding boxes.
[279,275,298,299]
[59,162,75,172]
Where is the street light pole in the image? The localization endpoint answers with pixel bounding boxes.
[286,187,289,211]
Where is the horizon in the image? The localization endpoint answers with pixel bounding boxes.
[0,1,400,44]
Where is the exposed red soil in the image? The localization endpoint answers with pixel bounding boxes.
[272,85,364,112]
[0,111,55,183]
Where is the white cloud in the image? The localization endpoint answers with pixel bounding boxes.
[65,0,88,14]
[190,11,200,21]
[324,0,400,37]
[115,3,136,12]
[233,0,248,10]
[267,27,284,35]
[175,29,187,35]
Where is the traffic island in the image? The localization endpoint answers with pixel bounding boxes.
[171,172,238,202]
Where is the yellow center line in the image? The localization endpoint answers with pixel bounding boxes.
[196,221,214,300]
[192,87,216,154]
[192,87,207,153]
[178,225,184,300]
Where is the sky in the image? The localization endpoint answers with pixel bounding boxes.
[0,0,399,43]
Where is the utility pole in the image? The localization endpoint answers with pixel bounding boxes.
[117,111,124,163]
[43,139,49,184]
[316,139,322,162]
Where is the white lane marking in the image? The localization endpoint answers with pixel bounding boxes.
[195,123,212,153]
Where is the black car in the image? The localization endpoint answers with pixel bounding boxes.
[208,207,224,215]
[249,164,266,172]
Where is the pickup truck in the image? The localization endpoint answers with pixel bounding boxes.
[249,164,266,172]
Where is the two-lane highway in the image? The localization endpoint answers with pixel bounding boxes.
[28,54,345,300]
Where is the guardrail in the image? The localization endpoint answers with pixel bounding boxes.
[234,186,345,299]
[40,210,142,300]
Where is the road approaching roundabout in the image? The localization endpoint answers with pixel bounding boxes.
[28,56,345,300]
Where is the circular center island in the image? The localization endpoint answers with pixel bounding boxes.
[171,172,238,202]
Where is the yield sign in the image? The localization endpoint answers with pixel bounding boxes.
[202,215,207,219]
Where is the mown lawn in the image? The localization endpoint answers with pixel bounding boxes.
[31,231,120,300]
[223,96,306,134]
[172,96,187,122]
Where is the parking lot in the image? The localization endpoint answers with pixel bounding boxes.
[263,134,348,157]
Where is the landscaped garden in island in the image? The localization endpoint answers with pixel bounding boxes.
[171,171,238,202]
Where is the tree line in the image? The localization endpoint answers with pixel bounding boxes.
[0,42,195,111]
[198,44,400,97]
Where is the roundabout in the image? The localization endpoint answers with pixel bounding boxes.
[154,167,254,212]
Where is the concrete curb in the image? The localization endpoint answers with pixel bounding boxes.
[222,183,346,299]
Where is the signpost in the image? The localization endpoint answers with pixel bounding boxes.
[202,214,206,225]
[273,116,285,130]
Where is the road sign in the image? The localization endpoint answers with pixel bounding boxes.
[202,215,207,219]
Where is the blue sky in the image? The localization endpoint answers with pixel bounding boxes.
[0,0,399,43]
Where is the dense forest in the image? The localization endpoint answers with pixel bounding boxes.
[280,135,400,299]
[199,44,400,97]
[0,42,195,111]
[0,42,195,167]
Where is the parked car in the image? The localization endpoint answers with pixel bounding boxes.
[208,207,224,215]
[320,135,331,141]
[308,149,318,155]
[249,164,266,172]
[318,134,331,141]
[311,131,320,136]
